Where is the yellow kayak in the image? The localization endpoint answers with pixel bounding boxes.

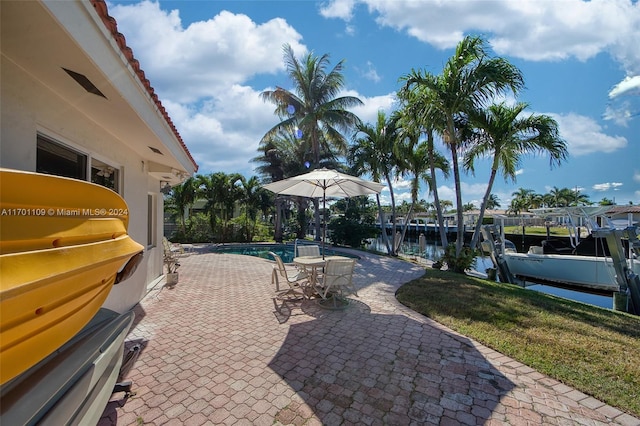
[0,169,144,385]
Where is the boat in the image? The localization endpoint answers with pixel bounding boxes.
[0,168,144,385]
[481,207,640,312]
[0,308,135,425]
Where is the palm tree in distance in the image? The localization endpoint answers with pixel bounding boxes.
[165,177,197,236]
[464,102,568,249]
[260,43,363,240]
[349,111,400,255]
[404,35,525,259]
[486,194,501,210]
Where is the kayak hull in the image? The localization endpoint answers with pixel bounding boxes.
[0,169,143,385]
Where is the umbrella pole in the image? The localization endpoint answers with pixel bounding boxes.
[322,191,326,259]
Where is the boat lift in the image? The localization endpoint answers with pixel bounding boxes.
[480,214,640,315]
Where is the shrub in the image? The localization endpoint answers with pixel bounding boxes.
[440,243,478,273]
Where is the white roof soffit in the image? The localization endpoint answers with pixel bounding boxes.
[1,0,197,176]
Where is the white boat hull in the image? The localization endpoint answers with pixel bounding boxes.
[503,252,640,292]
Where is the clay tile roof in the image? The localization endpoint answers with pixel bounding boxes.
[90,0,198,172]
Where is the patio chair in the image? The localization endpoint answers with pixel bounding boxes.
[163,237,188,257]
[297,244,321,257]
[316,258,358,301]
[269,252,309,299]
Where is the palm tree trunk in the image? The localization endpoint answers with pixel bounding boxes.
[450,143,465,256]
[428,138,448,247]
[470,167,498,249]
[375,194,392,254]
[386,172,398,256]
[398,203,415,251]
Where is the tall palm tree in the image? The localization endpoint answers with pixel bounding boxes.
[404,35,525,257]
[260,43,363,239]
[349,111,400,255]
[253,129,312,242]
[396,84,451,247]
[464,102,568,249]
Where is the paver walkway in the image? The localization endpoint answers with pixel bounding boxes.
[99,250,639,425]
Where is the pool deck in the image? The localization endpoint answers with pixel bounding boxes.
[99,248,640,425]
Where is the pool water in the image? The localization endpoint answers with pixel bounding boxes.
[210,243,356,263]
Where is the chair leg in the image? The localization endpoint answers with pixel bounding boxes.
[272,267,280,292]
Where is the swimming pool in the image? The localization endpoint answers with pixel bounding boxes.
[210,243,358,263]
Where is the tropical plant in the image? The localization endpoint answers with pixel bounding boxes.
[398,78,451,247]
[404,35,525,258]
[196,172,244,241]
[328,196,378,248]
[165,177,197,235]
[486,194,501,210]
[260,44,363,240]
[439,243,478,273]
[348,110,401,255]
[464,102,567,249]
[239,176,264,242]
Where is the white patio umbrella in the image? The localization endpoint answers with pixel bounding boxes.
[263,168,384,257]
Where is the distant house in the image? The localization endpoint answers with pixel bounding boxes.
[605,206,640,228]
[0,0,198,312]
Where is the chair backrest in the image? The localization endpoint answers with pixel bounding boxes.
[268,251,287,277]
[324,258,355,289]
[297,245,321,257]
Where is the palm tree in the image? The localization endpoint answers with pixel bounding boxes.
[239,176,263,242]
[165,177,196,236]
[253,129,313,242]
[396,84,451,247]
[395,130,450,248]
[197,172,244,242]
[464,102,567,249]
[260,44,363,239]
[348,111,400,255]
[486,194,501,210]
[404,35,525,258]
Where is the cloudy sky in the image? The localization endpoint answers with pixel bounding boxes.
[107,0,640,207]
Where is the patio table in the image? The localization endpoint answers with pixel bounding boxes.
[293,255,349,296]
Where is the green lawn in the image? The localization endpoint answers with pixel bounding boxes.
[396,269,640,418]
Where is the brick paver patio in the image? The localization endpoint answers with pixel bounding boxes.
[99,249,640,425]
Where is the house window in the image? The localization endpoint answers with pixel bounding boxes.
[91,158,119,192]
[37,134,121,193]
[36,135,87,180]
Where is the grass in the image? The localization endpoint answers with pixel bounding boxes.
[503,225,570,236]
[396,269,640,418]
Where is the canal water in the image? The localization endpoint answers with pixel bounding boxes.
[367,235,615,311]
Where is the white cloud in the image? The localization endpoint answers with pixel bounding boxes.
[609,75,640,98]
[359,61,381,83]
[319,0,357,20]
[347,91,397,124]
[321,0,640,67]
[109,1,306,104]
[593,182,624,192]
[515,169,524,176]
[605,75,640,126]
[322,0,640,124]
[551,112,627,155]
[634,170,640,183]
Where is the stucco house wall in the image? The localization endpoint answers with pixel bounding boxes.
[1,0,198,313]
